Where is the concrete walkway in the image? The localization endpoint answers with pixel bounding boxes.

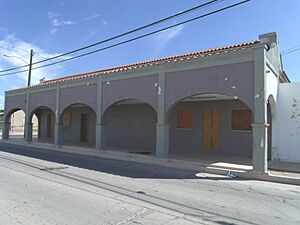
[1,138,300,185]
[269,160,300,173]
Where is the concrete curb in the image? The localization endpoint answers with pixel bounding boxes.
[1,140,299,186]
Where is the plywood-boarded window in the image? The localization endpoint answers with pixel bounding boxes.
[177,110,193,129]
[232,110,252,130]
[63,111,71,127]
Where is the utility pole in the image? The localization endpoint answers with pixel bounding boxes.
[27,49,33,87]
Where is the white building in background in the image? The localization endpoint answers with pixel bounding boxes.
[275,83,300,163]
[9,110,38,135]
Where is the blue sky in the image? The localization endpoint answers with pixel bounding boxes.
[0,0,299,109]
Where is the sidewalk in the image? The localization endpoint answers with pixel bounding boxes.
[1,139,299,185]
[269,160,300,173]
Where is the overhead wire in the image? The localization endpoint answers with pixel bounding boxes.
[0,0,251,77]
[282,44,300,56]
[0,0,223,74]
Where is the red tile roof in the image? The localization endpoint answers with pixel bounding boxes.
[10,40,259,92]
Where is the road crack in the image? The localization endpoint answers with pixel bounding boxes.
[115,208,148,225]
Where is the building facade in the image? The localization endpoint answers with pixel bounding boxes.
[2,32,289,172]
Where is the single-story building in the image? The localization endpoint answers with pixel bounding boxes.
[2,32,296,173]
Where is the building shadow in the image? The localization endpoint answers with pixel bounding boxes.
[0,142,249,181]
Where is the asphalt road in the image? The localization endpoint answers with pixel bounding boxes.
[0,142,299,225]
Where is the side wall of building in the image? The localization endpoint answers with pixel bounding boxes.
[265,66,279,160]
[277,83,300,162]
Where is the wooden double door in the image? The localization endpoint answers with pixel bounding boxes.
[202,109,221,151]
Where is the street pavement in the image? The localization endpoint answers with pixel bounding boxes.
[0,142,299,225]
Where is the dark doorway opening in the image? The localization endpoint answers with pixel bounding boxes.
[80,113,89,142]
[47,113,55,139]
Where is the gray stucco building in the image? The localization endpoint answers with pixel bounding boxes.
[2,32,289,173]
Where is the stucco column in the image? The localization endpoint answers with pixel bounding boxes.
[2,121,9,140]
[156,123,169,158]
[96,124,105,149]
[2,96,9,140]
[24,122,33,142]
[54,121,62,145]
[95,76,104,149]
[24,91,32,142]
[156,65,169,158]
[252,46,268,173]
[54,83,62,145]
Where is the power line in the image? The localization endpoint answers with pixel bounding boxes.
[0,0,223,74]
[282,44,300,56]
[0,0,251,78]
[0,0,250,77]
[282,44,300,54]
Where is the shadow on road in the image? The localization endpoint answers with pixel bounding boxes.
[0,142,198,179]
[0,142,247,182]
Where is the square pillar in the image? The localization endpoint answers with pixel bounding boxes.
[252,45,268,173]
[54,83,62,146]
[2,122,9,140]
[156,123,169,158]
[252,123,268,172]
[156,66,169,158]
[54,120,62,146]
[24,122,32,142]
[24,91,32,142]
[95,123,105,150]
[95,77,104,150]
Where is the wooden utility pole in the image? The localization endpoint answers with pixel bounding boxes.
[27,49,33,87]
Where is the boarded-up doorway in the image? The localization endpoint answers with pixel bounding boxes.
[80,113,89,142]
[47,113,55,138]
[202,109,221,151]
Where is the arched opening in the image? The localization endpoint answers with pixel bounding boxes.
[60,103,96,147]
[167,93,253,163]
[4,108,30,140]
[102,99,157,154]
[267,95,277,161]
[29,106,55,143]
